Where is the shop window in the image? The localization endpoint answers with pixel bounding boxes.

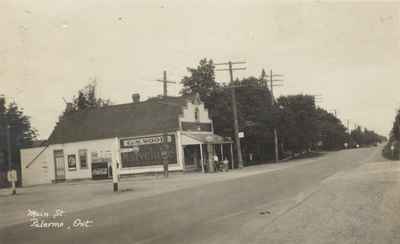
[79,149,88,169]
[91,151,98,163]
[67,154,77,171]
[194,107,200,121]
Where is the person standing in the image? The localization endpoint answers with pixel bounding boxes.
[213,154,219,171]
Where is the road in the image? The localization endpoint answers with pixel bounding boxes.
[1,146,400,244]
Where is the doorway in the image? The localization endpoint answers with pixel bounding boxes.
[53,150,66,182]
[183,145,202,171]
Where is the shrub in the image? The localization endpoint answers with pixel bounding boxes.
[382,141,400,160]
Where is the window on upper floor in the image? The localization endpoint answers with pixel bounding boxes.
[194,107,200,121]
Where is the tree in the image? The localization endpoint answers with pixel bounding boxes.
[234,76,276,161]
[0,97,6,151]
[314,108,347,150]
[276,95,319,153]
[383,110,400,160]
[180,58,231,134]
[180,58,218,100]
[63,80,112,115]
[390,109,400,142]
[181,60,276,162]
[0,96,37,187]
[349,126,384,147]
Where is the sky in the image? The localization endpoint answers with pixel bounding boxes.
[1,0,399,139]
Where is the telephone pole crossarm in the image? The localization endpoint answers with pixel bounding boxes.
[156,80,176,84]
[154,70,177,98]
[215,68,247,71]
[215,61,246,66]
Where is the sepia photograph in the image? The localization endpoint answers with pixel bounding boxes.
[1,1,400,243]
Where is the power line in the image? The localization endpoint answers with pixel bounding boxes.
[215,61,246,169]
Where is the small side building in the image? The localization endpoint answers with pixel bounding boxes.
[21,94,233,186]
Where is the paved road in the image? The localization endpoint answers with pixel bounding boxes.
[2,146,399,244]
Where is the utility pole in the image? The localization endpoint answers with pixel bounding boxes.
[215,61,246,168]
[1,95,16,195]
[346,119,350,133]
[266,70,283,163]
[156,70,177,177]
[156,70,176,97]
[346,119,351,147]
[6,124,16,195]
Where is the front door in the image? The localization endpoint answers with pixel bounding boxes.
[54,150,66,182]
[183,145,201,171]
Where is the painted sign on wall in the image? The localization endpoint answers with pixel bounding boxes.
[181,122,212,132]
[120,135,177,167]
[120,136,165,148]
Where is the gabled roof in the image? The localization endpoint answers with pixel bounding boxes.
[48,96,194,145]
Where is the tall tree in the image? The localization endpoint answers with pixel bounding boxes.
[180,58,218,100]
[0,96,37,187]
[390,109,400,142]
[383,109,400,160]
[181,60,276,161]
[350,126,384,147]
[63,80,112,115]
[315,108,347,150]
[276,95,319,153]
[0,97,6,152]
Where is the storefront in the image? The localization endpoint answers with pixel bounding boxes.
[119,134,177,168]
[20,94,233,186]
[181,133,233,172]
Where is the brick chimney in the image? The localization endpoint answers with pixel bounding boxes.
[132,93,140,103]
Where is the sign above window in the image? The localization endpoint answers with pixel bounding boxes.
[181,122,212,132]
[120,135,177,167]
[120,135,172,149]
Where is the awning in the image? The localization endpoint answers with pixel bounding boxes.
[181,132,233,145]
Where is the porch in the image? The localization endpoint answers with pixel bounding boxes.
[181,132,233,173]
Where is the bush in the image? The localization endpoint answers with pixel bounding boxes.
[382,141,400,160]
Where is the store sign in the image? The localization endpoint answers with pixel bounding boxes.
[181,122,212,132]
[7,169,17,182]
[120,135,177,167]
[120,136,168,148]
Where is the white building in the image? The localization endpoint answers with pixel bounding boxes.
[21,94,233,186]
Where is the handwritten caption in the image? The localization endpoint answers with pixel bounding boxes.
[27,209,93,230]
